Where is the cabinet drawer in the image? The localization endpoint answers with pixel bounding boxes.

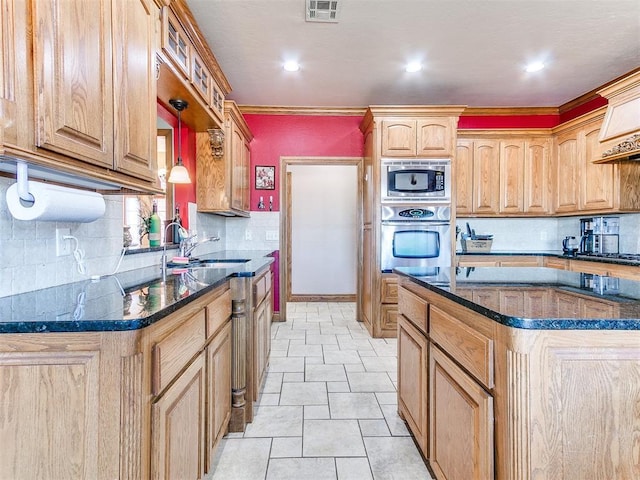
[206,289,232,339]
[152,309,206,395]
[398,287,428,334]
[381,275,398,303]
[253,270,272,306]
[429,305,494,389]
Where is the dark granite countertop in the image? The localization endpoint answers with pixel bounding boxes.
[395,266,640,330]
[457,250,640,267]
[0,250,275,334]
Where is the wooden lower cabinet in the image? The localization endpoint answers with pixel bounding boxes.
[397,313,429,454]
[429,345,494,480]
[398,277,640,480]
[252,268,272,401]
[206,322,232,471]
[151,354,207,480]
[0,283,232,480]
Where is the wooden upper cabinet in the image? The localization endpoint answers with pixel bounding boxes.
[455,139,474,215]
[196,101,252,216]
[473,139,500,214]
[112,0,158,182]
[524,138,551,214]
[33,0,114,168]
[229,106,251,214]
[580,120,615,211]
[162,7,190,79]
[0,0,19,148]
[499,140,525,213]
[457,135,552,217]
[381,120,416,156]
[382,118,455,157]
[554,131,580,213]
[31,0,158,185]
[417,118,454,156]
[191,49,211,105]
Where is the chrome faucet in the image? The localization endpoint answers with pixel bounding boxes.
[161,222,188,273]
[181,234,221,259]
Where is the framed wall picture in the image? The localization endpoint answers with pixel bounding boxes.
[255,165,275,190]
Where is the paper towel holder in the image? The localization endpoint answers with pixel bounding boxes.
[15,161,35,207]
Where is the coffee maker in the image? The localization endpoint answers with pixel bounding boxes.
[579,216,620,255]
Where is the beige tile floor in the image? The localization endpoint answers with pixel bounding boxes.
[206,302,433,480]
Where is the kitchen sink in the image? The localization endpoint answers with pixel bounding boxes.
[190,259,249,269]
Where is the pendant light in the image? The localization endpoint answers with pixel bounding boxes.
[167,99,191,184]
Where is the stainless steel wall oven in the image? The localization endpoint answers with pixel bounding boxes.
[380,205,452,276]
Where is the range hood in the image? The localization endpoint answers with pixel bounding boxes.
[596,70,640,163]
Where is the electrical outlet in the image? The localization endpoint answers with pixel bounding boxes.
[245,230,252,241]
[56,228,71,256]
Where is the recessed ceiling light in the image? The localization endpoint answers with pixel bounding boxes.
[283,61,300,72]
[525,61,545,73]
[405,62,422,73]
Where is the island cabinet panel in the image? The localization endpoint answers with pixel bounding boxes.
[33,0,114,167]
[397,284,428,334]
[429,344,494,480]
[430,305,494,389]
[397,313,429,455]
[498,327,640,480]
[151,353,206,480]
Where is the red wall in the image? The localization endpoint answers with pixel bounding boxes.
[243,115,365,212]
[157,98,604,216]
[157,101,196,229]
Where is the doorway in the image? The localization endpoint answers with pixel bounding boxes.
[280,157,363,317]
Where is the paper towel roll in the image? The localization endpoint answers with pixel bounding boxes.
[6,181,106,222]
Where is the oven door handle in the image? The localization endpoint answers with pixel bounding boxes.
[381,221,450,227]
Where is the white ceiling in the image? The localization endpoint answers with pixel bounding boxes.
[185,0,640,109]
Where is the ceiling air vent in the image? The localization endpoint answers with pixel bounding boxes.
[306,0,340,23]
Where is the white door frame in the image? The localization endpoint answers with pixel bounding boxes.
[279,156,363,320]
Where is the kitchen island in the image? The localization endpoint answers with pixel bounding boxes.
[395,265,640,480]
[0,251,273,480]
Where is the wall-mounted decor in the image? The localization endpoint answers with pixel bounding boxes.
[255,165,275,190]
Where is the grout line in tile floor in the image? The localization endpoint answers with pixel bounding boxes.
[206,302,433,480]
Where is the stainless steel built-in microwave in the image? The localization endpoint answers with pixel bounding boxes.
[381,159,451,202]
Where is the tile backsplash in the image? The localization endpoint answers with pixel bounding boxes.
[0,176,277,298]
[3,173,640,298]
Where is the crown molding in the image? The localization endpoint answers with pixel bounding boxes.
[559,67,640,115]
[462,107,558,116]
[238,105,367,116]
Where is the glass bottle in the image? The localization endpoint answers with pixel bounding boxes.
[172,205,182,244]
[149,201,161,247]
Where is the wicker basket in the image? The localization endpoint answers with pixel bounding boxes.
[461,238,493,253]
